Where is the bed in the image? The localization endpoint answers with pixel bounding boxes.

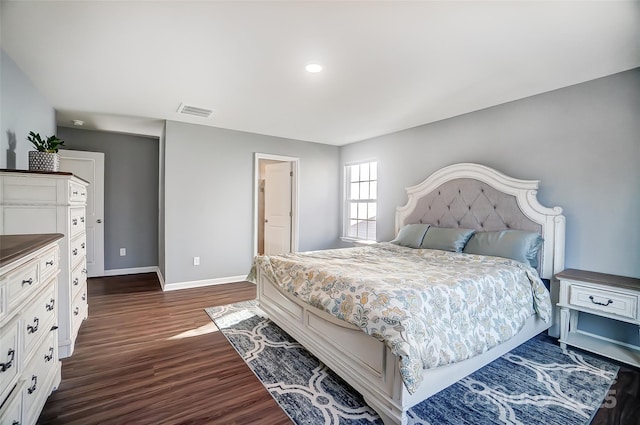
[255,163,566,424]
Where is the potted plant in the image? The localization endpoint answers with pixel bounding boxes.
[27,131,65,171]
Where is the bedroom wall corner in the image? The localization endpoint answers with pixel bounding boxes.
[57,127,160,272]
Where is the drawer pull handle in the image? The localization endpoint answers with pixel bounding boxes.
[81,192,86,196]
[81,216,85,223]
[73,278,79,286]
[82,268,87,274]
[82,293,87,301]
[12,420,19,425]
[46,260,54,266]
[44,347,54,362]
[73,249,78,255]
[27,317,40,334]
[22,278,33,286]
[74,307,80,316]
[0,349,15,372]
[28,375,37,394]
[589,296,613,307]
[73,191,78,195]
[72,218,78,225]
[81,242,86,249]
[46,298,55,311]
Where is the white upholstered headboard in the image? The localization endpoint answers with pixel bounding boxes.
[395,163,566,280]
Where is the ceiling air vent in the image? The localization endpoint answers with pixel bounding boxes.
[177,103,214,118]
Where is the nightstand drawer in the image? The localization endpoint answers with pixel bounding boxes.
[569,283,637,320]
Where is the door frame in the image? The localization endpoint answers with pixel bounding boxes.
[253,153,299,257]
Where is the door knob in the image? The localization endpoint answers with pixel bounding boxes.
[96,219,103,223]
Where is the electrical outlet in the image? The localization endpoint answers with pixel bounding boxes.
[120,248,126,256]
[193,256,200,266]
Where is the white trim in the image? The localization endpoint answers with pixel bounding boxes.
[156,268,166,290]
[163,274,247,292]
[253,153,300,256]
[102,266,160,276]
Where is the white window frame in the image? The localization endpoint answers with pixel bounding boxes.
[342,160,377,242]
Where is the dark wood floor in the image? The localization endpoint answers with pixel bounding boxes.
[38,273,639,425]
[38,273,291,425]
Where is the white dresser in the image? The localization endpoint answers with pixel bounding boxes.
[0,171,89,358]
[0,234,63,425]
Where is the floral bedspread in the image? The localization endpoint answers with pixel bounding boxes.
[253,243,552,394]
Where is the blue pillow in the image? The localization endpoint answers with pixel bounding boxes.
[420,227,475,252]
[391,224,430,248]
[463,230,543,267]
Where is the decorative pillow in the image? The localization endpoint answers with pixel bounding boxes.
[420,227,475,252]
[391,224,430,248]
[463,230,543,267]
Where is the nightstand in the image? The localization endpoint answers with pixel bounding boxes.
[556,269,640,367]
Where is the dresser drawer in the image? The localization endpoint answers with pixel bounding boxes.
[71,289,88,340]
[70,233,87,269]
[4,259,39,314]
[69,181,87,203]
[22,331,58,425]
[22,284,56,356]
[71,260,87,300]
[0,381,22,425]
[568,283,638,320]
[69,207,86,238]
[0,320,19,404]
[39,245,59,283]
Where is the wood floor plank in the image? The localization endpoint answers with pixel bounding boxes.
[38,274,291,425]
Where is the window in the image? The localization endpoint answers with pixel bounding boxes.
[344,161,377,241]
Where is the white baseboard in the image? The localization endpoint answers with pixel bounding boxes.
[163,275,247,292]
[102,266,160,277]
[98,267,243,292]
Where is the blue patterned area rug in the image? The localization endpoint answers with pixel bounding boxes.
[205,301,619,425]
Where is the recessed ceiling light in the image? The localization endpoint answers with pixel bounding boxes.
[72,120,84,126]
[305,63,323,73]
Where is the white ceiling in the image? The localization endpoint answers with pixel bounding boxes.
[2,1,639,145]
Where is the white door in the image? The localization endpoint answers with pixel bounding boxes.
[59,150,105,277]
[264,161,292,255]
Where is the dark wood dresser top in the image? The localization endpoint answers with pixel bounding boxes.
[0,234,64,268]
[556,268,640,291]
[0,168,74,176]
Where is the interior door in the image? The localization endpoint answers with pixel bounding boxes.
[59,149,105,277]
[264,161,292,255]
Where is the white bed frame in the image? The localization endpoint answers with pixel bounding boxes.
[257,163,566,424]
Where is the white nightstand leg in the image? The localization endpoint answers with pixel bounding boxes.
[559,307,570,353]
[569,309,579,333]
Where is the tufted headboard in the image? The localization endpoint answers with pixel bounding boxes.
[395,163,566,279]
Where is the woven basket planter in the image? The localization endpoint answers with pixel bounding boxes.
[29,151,60,172]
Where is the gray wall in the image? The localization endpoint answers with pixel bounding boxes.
[164,120,340,285]
[341,68,640,345]
[57,127,160,271]
[342,68,640,279]
[1,49,56,169]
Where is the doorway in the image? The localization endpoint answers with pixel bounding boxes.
[254,153,299,256]
[59,149,105,277]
